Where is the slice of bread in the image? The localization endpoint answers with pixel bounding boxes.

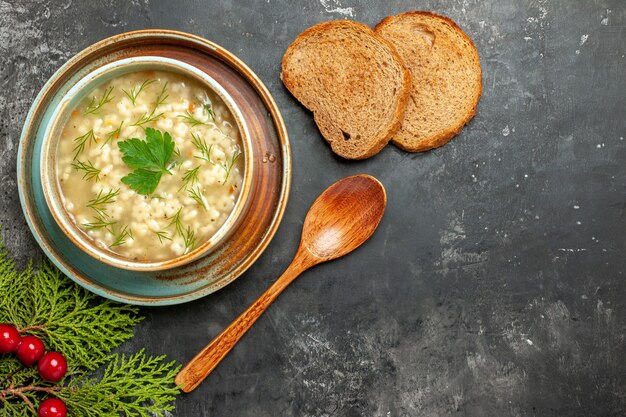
[281,20,411,159]
[375,12,482,152]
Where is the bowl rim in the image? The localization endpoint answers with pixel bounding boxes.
[17,29,291,305]
[39,56,255,271]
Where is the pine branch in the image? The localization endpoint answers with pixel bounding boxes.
[0,230,180,416]
[0,260,140,372]
[59,351,179,417]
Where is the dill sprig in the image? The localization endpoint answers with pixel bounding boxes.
[178,102,220,127]
[155,81,169,107]
[84,86,114,115]
[177,110,207,127]
[0,233,180,415]
[131,82,168,127]
[102,121,124,147]
[191,132,240,185]
[220,149,241,184]
[131,109,164,127]
[179,166,200,191]
[166,207,184,237]
[71,160,101,182]
[155,230,172,243]
[187,186,207,210]
[190,132,214,163]
[182,225,196,254]
[164,207,198,252]
[122,79,156,106]
[82,213,116,233]
[203,103,217,122]
[86,188,120,217]
[72,129,97,160]
[110,225,133,247]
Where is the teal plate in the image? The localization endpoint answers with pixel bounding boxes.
[17,30,291,305]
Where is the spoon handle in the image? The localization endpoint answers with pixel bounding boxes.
[175,253,314,392]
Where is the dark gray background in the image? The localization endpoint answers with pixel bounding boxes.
[1,0,625,416]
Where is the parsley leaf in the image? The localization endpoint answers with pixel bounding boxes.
[118,128,175,195]
[121,169,164,195]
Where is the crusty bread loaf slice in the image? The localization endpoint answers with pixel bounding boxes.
[375,12,482,152]
[281,20,411,159]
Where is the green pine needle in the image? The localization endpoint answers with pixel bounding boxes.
[57,350,180,417]
[0,231,180,416]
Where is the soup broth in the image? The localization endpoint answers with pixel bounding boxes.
[56,70,243,262]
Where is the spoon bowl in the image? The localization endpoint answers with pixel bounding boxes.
[301,175,386,261]
[175,174,386,392]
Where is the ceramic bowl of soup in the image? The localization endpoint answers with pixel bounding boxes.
[40,57,254,271]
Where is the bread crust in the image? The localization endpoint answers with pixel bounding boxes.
[375,11,483,152]
[281,20,411,159]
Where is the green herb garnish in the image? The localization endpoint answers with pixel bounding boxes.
[122,79,156,106]
[163,208,196,252]
[155,81,169,107]
[203,103,216,122]
[131,110,164,127]
[181,225,196,254]
[110,225,133,247]
[86,188,120,217]
[178,110,207,127]
[71,159,101,182]
[178,102,219,127]
[118,128,175,195]
[190,133,214,163]
[83,213,117,233]
[191,132,240,185]
[131,82,168,127]
[72,129,97,160]
[84,86,114,115]
[220,150,241,184]
[165,207,185,238]
[179,166,200,191]
[187,186,207,210]
[155,230,172,243]
[102,121,124,147]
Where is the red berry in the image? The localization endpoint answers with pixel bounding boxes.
[38,398,67,417]
[16,335,45,367]
[0,324,21,354]
[38,352,68,382]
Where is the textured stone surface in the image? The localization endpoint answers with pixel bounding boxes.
[1,0,625,416]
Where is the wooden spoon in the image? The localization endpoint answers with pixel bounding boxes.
[175,174,387,392]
